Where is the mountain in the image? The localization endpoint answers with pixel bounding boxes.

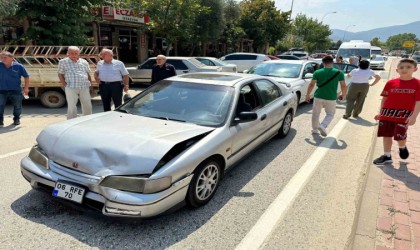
[330,21,420,42]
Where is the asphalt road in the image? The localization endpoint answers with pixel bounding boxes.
[0,67,391,249]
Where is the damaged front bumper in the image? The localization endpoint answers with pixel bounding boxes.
[20,156,192,218]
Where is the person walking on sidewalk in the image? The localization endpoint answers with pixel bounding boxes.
[306,55,347,136]
[343,60,381,119]
[373,58,420,165]
[94,48,129,111]
[58,46,93,120]
[0,51,30,126]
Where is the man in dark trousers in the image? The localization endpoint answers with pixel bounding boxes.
[150,55,176,85]
[0,51,30,126]
[94,48,129,111]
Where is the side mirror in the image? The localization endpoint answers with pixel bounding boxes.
[303,73,313,79]
[233,112,258,124]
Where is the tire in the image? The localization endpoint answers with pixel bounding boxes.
[186,159,222,208]
[40,91,66,108]
[277,110,293,138]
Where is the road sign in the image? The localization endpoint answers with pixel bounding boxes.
[402,41,415,48]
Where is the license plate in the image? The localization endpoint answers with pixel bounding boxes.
[52,181,86,204]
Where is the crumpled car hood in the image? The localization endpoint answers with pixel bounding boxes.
[37,112,213,176]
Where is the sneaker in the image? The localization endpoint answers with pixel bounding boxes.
[317,125,327,136]
[311,129,319,135]
[399,146,409,159]
[342,115,349,119]
[13,119,20,125]
[373,155,393,165]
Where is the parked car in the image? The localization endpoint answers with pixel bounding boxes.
[195,57,237,72]
[310,53,328,59]
[219,53,270,72]
[247,60,356,104]
[20,72,297,218]
[127,57,222,84]
[280,51,310,60]
[370,55,386,70]
[276,55,301,60]
[411,51,420,63]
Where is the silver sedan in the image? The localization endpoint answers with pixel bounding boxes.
[21,72,297,218]
[195,57,237,72]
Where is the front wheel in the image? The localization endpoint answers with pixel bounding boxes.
[186,159,222,208]
[277,111,293,138]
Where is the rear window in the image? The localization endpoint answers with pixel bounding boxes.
[225,54,258,60]
[167,59,188,70]
[292,53,307,57]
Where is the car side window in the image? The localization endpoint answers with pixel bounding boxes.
[236,84,261,116]
[167,60,188,70]
[303,63,315,75]
[139,59,155,69]
[197,59,211,66]
[254,80,281,105]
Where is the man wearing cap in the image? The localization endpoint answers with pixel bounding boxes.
[0,51,30,126]
[94,49,129,111]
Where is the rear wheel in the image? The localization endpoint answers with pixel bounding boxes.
[186,159,221,208]
[40,91,66,108]
[277,110,293,138]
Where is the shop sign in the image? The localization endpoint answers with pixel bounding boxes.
[102,6,150,24]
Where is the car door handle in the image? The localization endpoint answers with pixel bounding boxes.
[260,114,267,121]
[283,101,288,106]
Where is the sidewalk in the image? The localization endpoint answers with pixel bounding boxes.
[353,59,420,250]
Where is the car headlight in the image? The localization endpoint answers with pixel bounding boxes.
[28,145,49,169]
[100,176,172,194]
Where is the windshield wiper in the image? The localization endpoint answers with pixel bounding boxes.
[116,109,131,114]
[261,74,281,77]
[149,116,186,122]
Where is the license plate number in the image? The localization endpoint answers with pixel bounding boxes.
[52,181,85,203]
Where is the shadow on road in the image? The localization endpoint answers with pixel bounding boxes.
[11,129,297,249]
[377,162,420,192]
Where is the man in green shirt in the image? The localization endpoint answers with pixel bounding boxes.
[306,56,347,136]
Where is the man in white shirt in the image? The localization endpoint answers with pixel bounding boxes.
[94,49,129,111]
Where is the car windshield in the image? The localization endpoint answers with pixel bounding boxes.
[337,48,371,59]
[211,58,228,66]
[119,81,234,127]
[372,56,384,61]
[248,63,302,78]
[414,52,420,56]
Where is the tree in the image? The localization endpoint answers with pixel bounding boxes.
[386,33,417,52]
[128,0,208,55]
[292,14,332,53]
[0,0,20,19]
[239,0,290,53]
[370,37,384,47]
[16,0,103,45]
[220,0,245,54]
[194,0,225,55]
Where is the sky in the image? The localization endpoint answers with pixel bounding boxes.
[274,0,420,32]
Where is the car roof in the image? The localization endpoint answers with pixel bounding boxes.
[195,57,218,60]
[169,72,265,86]
[262,60,308,65]
[224,52,267,56]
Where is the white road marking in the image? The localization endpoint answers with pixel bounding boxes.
[0,147,31,159]
[236,118,348,250]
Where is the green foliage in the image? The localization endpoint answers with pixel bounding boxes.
[239,0,290,53]
[16,0,103,45]
[220,0,244,53]
[195,0,225,43]
[292,13,331,52]
[370,37,384,47]
[128,0,208,54]
[386,33,418,52]
[0,0,20,19]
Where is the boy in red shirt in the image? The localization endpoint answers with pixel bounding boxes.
[373,59,420,164]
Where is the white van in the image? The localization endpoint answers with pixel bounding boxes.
[371,46,382,56]
[220,53,270,72]
[337,40,372,62]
